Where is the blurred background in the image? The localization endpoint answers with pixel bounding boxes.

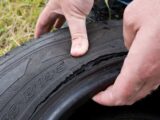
[0,0,128,56]
[0,0,45,56]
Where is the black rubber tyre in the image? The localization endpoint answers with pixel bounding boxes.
[0,20,127,120]
[0,20,159,120]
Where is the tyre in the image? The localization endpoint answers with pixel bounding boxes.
[0,20,159,120]
[0,20,126,120]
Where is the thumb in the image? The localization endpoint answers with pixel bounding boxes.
[92,48,143,106]
[92,71,138,106]
[65,15,89,57]
[92,85,116,106]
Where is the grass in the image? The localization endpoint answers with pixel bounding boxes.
[0,0,45,56]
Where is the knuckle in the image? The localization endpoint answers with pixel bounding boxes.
[123,5,135,27]
[66,0,93,16]
[72,33,87,40]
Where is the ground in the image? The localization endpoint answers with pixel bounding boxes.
[0,0,45,56]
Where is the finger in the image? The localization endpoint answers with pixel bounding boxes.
[123,5,139,49]
[54,15,66,29]
[127,25,160,103]
[93,28,147,106]
[65,15,89,57]
[34,5,59,38]
[93,65,144,106]
[93,24,160,106]
[128,85,156,105]
[123,22,137,49]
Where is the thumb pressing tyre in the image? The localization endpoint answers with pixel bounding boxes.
[0,20,159,120]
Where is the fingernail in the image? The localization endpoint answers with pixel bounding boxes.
[70,38,88,57]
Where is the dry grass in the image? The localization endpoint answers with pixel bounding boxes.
[0,0,45,56]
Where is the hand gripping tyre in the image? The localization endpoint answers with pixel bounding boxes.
[0,20,159,120]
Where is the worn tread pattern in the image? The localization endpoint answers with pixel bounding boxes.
[0,20,127,120]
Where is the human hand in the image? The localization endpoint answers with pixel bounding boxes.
[93,0,160,106]
[35,0,94,56]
